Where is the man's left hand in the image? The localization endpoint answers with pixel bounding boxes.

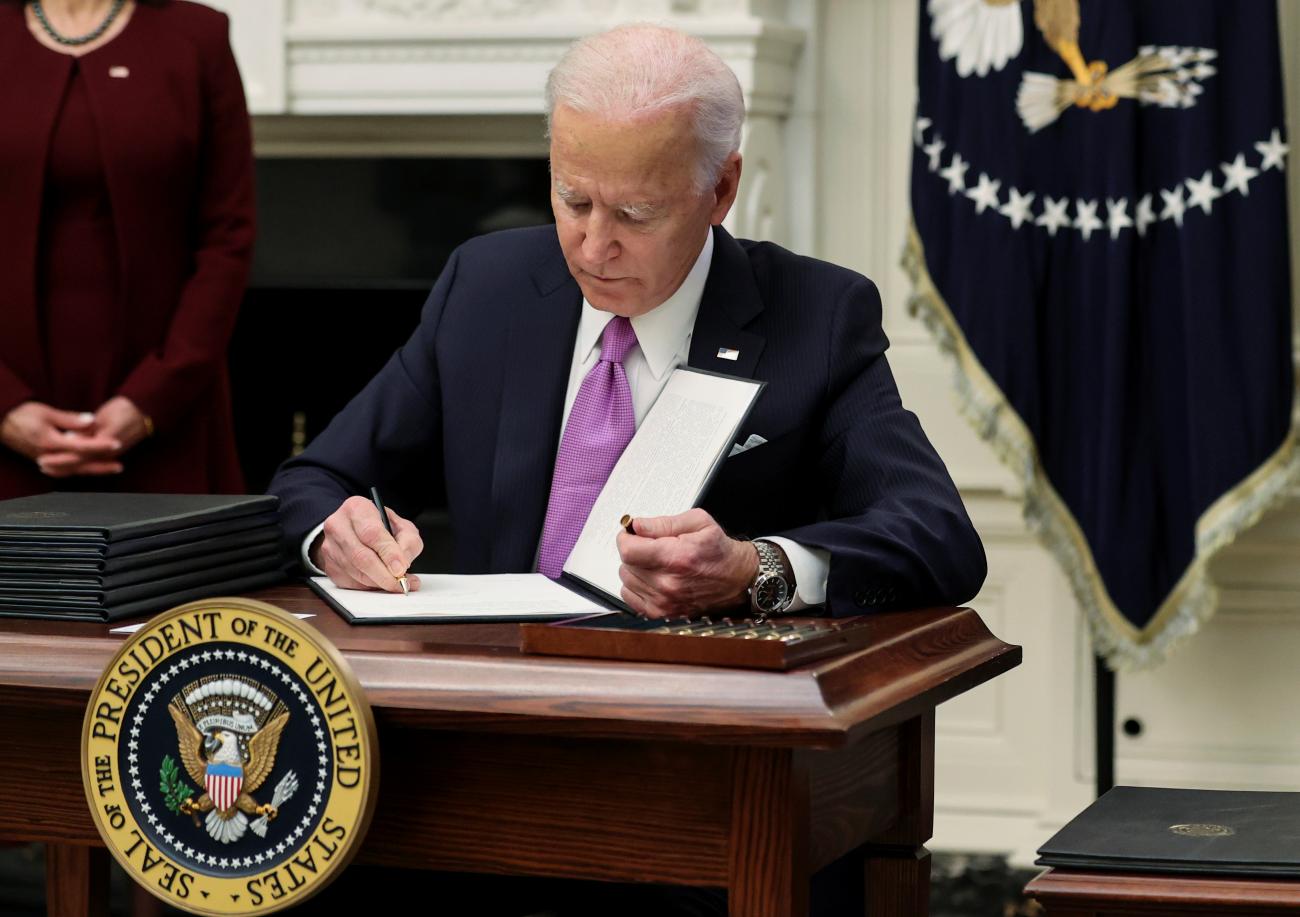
[616,508,758,618]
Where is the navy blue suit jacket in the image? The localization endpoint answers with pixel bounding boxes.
[269,225,986,613]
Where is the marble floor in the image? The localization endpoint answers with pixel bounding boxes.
[0,845,1043,916]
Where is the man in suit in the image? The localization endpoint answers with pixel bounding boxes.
[269,23,986,620]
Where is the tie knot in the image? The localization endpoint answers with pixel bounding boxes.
[599,316,638,364]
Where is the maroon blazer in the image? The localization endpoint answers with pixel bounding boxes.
[0,0,254,496]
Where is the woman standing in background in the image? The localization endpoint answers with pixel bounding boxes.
[0,0,254,497]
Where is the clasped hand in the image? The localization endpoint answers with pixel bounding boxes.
[0,396,149,477]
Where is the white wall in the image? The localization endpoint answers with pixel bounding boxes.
[815,0,1300,863]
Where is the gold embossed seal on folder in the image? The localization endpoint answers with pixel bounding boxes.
[1169,823,1236,838]
[81,598,378,915]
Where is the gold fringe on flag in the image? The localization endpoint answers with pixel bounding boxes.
[902,219,1300,669]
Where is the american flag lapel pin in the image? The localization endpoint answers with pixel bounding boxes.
[716,347,740,361]
[109,66,129,78]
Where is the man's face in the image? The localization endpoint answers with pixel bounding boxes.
[549,104,740,317]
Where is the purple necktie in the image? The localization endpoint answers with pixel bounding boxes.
[537,316,638,577]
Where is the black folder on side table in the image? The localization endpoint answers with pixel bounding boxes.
[1037,786,1300,878]
[0,492,285,622]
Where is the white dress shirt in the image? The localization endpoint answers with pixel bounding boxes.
[305,229,829,609]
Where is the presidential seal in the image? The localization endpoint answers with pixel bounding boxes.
[81,598,378,915]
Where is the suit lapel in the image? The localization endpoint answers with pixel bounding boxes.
[488,226,763,571]
[688,226,766,379]
[488,252,583,572]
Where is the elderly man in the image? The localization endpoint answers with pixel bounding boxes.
[269,24,985,623]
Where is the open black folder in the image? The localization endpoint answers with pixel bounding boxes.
[309,367,764,623]
[1036,786,1300,878]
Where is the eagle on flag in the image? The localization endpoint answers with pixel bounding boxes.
[908,1,1293,666]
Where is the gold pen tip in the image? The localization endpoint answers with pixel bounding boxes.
[399,575,410,596]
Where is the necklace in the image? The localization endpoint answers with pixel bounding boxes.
[31,0,127,47]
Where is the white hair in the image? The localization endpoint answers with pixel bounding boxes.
[545,23,745,192]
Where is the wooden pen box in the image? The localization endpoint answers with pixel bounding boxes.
[519,613,877,670]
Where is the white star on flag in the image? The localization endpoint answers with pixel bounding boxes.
[923,136,946,172]
[1134,194,1156,236]
[1159,185,1187,227]
[1184,170,1221,215]
[1220,154,1259,196]
[939,153,969,195]
[999,188,1035,229]
[1036,196,1071,236]
[1073,199,1103,241]
[914,116,932,147]
[965,173,1001,214]
[1256,129,1288,171]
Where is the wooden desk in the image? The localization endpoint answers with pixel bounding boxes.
[1026,868,1300,915]
[0,586,1019,917]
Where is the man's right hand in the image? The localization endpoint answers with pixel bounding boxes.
[0,401,124,477]
[313,495,424,593]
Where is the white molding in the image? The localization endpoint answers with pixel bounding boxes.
[279,0,806,118]
[220,0,809,246]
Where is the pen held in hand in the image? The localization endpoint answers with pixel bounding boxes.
[369,485,409,596]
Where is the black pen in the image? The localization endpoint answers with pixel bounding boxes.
[369,486,409,596]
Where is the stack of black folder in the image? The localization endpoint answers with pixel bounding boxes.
[1038,786,1300,877]
[0,492,285,622]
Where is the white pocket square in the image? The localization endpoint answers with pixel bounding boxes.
[728,434,768,458]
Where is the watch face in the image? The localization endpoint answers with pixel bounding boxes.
[754,572,790,612]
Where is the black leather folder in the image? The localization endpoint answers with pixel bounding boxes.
[0,568,286,622]
[0,541,282,589]
[0,493,285,622]
[0,527,280,574]
[0,511,280,560]
[0,492,277,543]
[1037,786,1300,877]
[0,553,284,604]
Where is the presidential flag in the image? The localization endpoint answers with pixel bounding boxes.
[906,0,1293,666]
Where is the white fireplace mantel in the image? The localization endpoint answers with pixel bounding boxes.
[208,0,814,246]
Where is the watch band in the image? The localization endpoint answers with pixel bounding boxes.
[754,535,790,613]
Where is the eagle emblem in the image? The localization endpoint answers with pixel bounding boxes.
[165,675,299,845]
[927,0,1219,131]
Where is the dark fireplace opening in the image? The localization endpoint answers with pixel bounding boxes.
[228,155,553,566]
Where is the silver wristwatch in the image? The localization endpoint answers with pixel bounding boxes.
[750,539,795,616]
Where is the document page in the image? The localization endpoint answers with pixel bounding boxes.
[309,574,605,622]
[562,368,763,602]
